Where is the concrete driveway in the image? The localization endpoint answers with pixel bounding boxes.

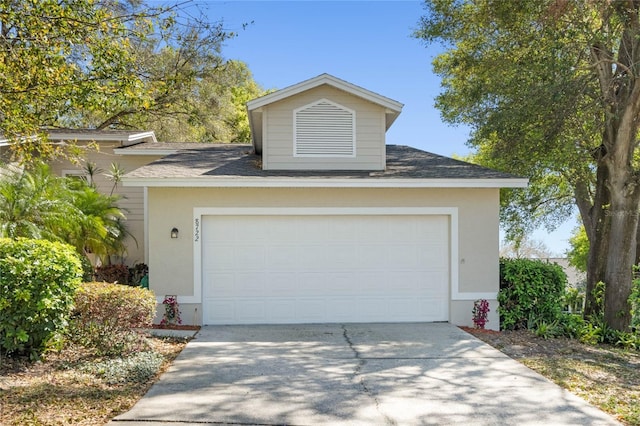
[111,323,619,425]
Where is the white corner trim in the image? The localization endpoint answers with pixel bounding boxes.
[143,187,149,265]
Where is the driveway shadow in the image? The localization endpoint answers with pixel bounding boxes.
[112,323,619,425]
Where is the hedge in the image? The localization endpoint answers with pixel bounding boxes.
[498,258,567,330]
[0,238,82,357]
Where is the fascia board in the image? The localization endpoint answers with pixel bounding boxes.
[247,74,403,113]
[123,177,529,188]
[48,131,157,144]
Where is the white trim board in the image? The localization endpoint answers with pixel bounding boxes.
[124,177,528,188]
[178,206,487,308]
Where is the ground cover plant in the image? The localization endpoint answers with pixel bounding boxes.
[0,335,188,425]
[0,276,193,425]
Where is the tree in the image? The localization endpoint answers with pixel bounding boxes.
[0,0,260,160]
[65,179,129,265]
[86,58,266,143]
[0,163,74,240]
[0,0,152,160]
[70,2,266,143]
[416,0,640,330]
[500,237,554,259]
[0,162,129,265]
[567,225,589,273]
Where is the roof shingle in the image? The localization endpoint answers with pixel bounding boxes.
[123,144,522,181]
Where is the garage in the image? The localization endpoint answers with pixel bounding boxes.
[201,212,450,324]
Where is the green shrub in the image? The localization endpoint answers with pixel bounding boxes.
[498,258,567,330]
[0,238,82,357]
[631,269,640,330]
[69,282,156,355]
[95,264,130,284]
[559,313,586,339]
[564,287,584,313]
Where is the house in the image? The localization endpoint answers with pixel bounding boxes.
[120,74,527,329]
[44,129,177,265]
[1,129,165,265]
[543,258,586,289]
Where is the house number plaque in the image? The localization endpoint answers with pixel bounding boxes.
[194,218,200,242]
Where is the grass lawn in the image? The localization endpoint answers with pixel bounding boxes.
[466,328,640,426]
[0,335,188,426]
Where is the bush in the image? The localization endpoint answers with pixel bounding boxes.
[0,238,82,357]
[69,282,156,355]
[95,264,130,284]
[558,313,586,339]
[498,258,567,330]
[631,269,640,330]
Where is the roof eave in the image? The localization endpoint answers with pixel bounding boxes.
[48,130,157,145]
[247,74,404,113]
[123,177,529,188]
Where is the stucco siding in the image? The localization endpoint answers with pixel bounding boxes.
[146,186,500,328]
[262,85,386,170]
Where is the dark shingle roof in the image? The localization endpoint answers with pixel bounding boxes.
[115,142,222,152]
[124,144,522,181]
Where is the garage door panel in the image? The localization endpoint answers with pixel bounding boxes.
[419,245,449,265]
[327,218,358,241]
[204,301,235,324]
[267,245,298,269]
[266,300,297,322]
[356,244,387,268]
[294,298,327,322]
[322,273,356,294]
[202,214,449,324]
[385,244,421,268]
[326,245,357,268]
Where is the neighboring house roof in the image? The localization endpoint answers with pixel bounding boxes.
[47,129,157,146]
[247,74,404,154]
[115,142,214,156]
[543,258,586,288]
[1,129,157,147]
[123,144,528,188]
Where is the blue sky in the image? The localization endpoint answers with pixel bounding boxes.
[194,0,577,255]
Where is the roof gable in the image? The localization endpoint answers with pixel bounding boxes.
[247,74,403,154]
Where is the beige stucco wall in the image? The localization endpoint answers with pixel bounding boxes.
[146,186,501,329]
[49,144,162,266]
[262,85,386,170]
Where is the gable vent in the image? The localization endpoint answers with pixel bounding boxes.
[294,99,356,157]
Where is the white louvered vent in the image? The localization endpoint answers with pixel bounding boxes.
[294,99,356,157]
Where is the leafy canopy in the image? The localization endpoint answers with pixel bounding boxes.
[0,0,264,161]
[415,0,640,330]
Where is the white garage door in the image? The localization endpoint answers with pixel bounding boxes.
[202,214,449,324]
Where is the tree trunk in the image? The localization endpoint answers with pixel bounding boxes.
[585,214,609,317]
[603,185,640,330]
[579,161,610,317]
